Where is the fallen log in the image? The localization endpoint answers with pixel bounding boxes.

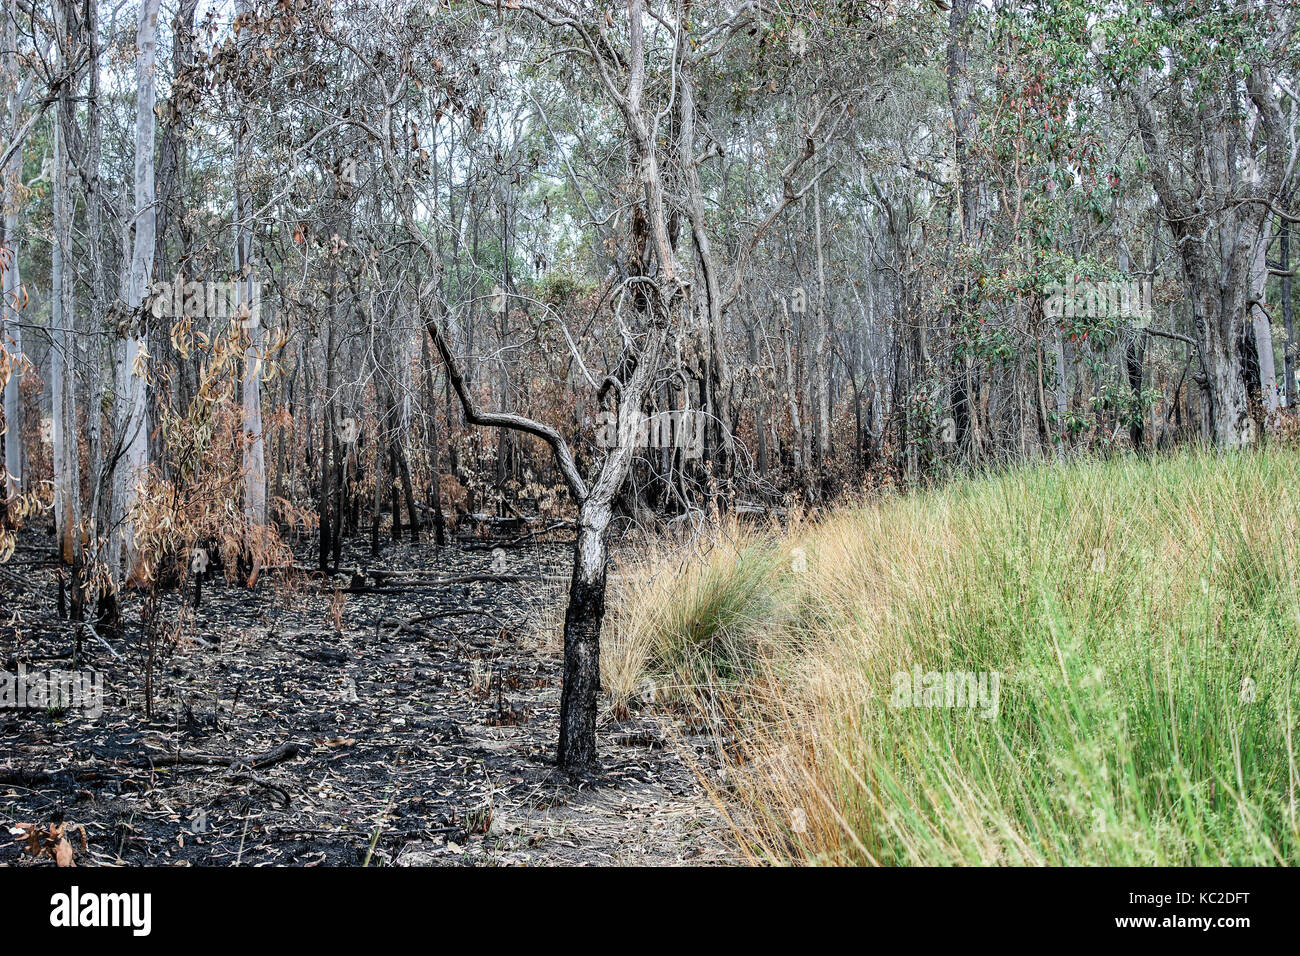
[380,608,503,638]
[0,768,77,788]
[134,740,306,770]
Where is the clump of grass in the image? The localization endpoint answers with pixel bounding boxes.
[603,523,789,716]
[614,449,1300,865]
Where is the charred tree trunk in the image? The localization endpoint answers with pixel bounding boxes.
[421,330,447,546]
[557,514,608,770]
[319,310,336,573]
[1125,330,1148,452]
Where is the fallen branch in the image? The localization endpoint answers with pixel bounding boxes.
[0,768,77,788]
[342,573,563,594]
[381,608,503,639]
[83,622,125,662]
[224,771,290,808]
[135,740,306,770]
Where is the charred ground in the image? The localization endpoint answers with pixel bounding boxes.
[0,530,732,867]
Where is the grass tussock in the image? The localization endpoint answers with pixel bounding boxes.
[608,449,1300,865]
[603,530,791,717]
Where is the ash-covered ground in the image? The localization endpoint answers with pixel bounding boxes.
[0,530,732,867]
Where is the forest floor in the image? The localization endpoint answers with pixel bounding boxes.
[0,530,736,867]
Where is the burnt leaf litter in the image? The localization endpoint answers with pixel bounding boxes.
[0,528,733,866]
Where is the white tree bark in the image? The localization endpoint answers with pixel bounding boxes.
[112,0,161,580]
[235,0,265,528]
[2,211,21,500]
[1,0,27,499]
[1251,227,1279,419]
[51,101,80,562]
[813,183,831,466]
[239,270,266,525]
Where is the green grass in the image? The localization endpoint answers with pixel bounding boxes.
[612,449,1300,864]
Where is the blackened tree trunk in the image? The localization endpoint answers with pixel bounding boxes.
[420,329,447,545]
[392,442,418,542]
[557,513,609,769]
[320,255,338,573]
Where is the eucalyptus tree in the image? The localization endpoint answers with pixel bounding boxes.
[50,0,82,568]
[307,0,861,767]
[107,0,162,583]
[1089,0,1297,446]
[1,0,33,502]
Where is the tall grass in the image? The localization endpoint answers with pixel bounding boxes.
[608,449,1300,864]
[603,532,789,716]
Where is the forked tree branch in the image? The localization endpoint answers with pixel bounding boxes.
[418,285,589,504]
